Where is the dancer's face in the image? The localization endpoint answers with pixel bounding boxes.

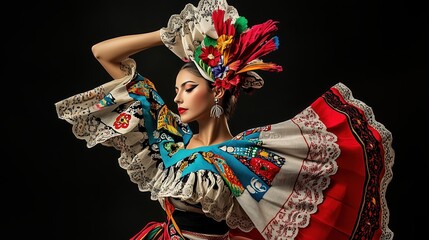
[174,68,214,123]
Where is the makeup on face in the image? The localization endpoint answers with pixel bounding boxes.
[174,70,214,122]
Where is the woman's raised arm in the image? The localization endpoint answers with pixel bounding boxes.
[91,30,163,79]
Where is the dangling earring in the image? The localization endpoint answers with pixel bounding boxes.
[210,98,224,118]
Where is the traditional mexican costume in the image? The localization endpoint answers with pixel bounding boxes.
[55,0,394,239]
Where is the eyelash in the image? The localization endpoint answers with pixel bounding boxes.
[185,85,197,92]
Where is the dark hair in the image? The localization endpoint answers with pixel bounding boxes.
[180,62,238,119]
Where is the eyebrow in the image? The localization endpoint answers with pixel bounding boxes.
[175,80,198,90]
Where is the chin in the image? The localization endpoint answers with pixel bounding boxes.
[179,116,192,124]
[181,119,190,124]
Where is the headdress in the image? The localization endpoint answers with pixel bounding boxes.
[160,0,283,96]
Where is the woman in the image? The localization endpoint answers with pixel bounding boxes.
[55,0,394,239]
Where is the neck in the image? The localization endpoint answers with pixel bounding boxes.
[194,116,233,146]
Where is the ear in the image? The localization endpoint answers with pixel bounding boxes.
[213,86,226,99]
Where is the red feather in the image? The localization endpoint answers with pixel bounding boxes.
[212,8,236,36]
[236,20,279,63]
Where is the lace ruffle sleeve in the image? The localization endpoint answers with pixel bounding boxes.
[55,58,192,190]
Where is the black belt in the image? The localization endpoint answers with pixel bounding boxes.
[172,209,229,234]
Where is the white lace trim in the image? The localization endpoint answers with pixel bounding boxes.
[259,107,339,239]
[122,146,255,230]
[334,82,394,240]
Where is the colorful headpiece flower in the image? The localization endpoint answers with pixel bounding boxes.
[192,8,283,96]
[160,0,283,97]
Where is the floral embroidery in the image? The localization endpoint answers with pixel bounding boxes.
[113,112,131,129]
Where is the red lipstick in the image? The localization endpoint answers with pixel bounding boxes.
[178,107,188,115]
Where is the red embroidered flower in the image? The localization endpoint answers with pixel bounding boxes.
[113,112,131,129]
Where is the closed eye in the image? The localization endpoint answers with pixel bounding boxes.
[185,85,198,92]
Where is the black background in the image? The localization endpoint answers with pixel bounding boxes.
[6,0,427,239]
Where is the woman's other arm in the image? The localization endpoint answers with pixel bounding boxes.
[91,30,163,79]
